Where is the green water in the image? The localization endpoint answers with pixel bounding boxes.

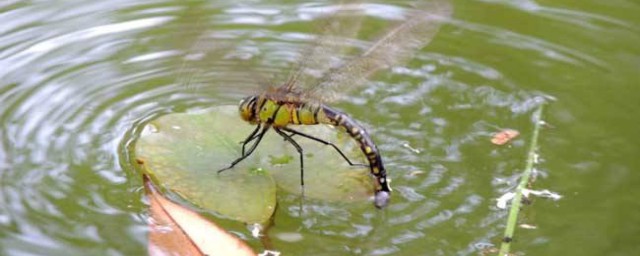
[1,0,638,255]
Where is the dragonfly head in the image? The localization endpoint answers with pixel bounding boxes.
[239,95,258,123]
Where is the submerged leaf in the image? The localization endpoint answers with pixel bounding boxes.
[145,175,254,256]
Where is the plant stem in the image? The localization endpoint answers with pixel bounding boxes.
[498,104,544,255]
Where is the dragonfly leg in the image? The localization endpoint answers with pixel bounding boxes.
[242,124,262,155]
[281,127,367,168]
[218,124,270,173]
[274,128,305,187]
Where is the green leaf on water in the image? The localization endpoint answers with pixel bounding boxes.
[267,125,376,203]
[134,106,377,223]
[135,107,277,224]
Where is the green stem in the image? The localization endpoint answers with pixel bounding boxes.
[498,104,544,255]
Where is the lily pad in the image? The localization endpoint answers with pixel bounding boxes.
[266,124,376,203]
[135,107,277,224]
[135,106,376,223]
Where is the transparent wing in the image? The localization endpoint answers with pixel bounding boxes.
[178,28,287,100]
[282,1,365,95]
[306,0,453,102]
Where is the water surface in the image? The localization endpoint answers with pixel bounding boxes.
[0,0,638,255]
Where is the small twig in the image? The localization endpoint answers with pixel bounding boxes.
[498,104,544,255]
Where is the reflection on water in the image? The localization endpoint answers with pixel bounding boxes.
[1,0,638,255]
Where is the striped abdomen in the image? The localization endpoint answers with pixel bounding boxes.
[319,105,392,207]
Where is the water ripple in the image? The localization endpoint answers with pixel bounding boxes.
[1,0,634,255]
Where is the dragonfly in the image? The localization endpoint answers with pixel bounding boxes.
[217,1,451,208]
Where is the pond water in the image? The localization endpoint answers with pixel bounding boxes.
[1,0,638,255]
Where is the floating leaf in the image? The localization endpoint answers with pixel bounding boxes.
[135,106,376,223]
[491,129,520,145]
[145,175,255,256]
[135,106,277,223]
[262,117,376,203]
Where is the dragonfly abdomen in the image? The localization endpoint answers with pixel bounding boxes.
[320,105,392,208]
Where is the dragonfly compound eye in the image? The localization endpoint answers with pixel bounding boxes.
[239,96,257,122]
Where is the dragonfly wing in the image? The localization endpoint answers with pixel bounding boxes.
[177,28,278,99]
[309,0,453,102]
[283,1,365,95]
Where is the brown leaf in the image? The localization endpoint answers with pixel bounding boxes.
[491,129,519,145]
[144,175,255,256]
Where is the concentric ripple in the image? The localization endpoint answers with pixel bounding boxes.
[1,0,637,255]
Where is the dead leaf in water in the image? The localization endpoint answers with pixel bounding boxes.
[491,129,519,145]
[144,174,254,256]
